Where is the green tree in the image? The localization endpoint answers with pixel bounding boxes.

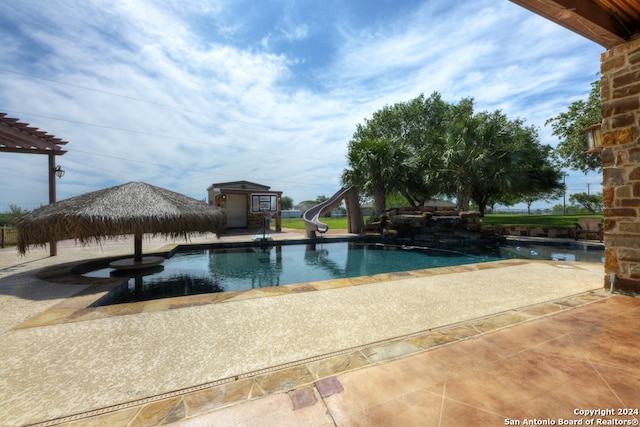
[342,92,450,214]
[281,196,293,210]
[546,80,602,173]
[392,93,450,207]
[518,187,565,214]
[0,205,26,226]
[569,192,603,213]
[440,97,479,210]
[344,93,563,217]
[443,105,563,216]
[342,137,398,215]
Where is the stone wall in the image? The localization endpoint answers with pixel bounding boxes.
[364,207,503,245]
[498,225,573,239]
[366,208,592,241]
[600,38,640,292]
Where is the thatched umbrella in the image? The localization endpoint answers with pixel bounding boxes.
[15,182,225,264]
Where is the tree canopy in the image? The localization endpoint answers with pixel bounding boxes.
[0,205,27,226]
[342,92,564,216]
[569,192,603,213]
[281,196,293,210]
[545,80,602,174]
[342,93,449,214]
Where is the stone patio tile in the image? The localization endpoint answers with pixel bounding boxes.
[289,387,317,409]
[315,376,343,398]
[286,283,317,293]
[519,302,564,317]
[311,278,357,290]
[373,272,413,282]
[141,298,172,312]
[224,286,291,302]
[209,291,239,304]
[313,351,370,378]
[471,311,530,332]
[438,324,480,339]
[177,391,332,426]
[361,341,421,363]
[407,332,459,349]
[348,275,381,285]
[408,269,440,277]
[129,397,185,426]
[168,297,213,310]
[63,307,116,322]
[13,308,75,329]
[254,365,316,394]
[555,297,590,307]
[49,293,106,309]
[57,407,140,427]
[183,378,254,417]
[95,302,145,317]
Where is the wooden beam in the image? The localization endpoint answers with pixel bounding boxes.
[48,150,58,256]
[0,124,68,153]
[509,0,631,48]
[0,113,69,153]
[0,147,67,155]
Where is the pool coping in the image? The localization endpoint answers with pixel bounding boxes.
[18,256,541,330]
[15,234,604,331]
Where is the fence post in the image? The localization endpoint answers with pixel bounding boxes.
[1,227,4,248]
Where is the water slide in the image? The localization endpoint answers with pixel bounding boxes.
[303,186,363,237]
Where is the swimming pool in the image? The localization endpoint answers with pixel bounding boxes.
[87,239,603,305]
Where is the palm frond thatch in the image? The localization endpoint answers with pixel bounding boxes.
[15,182,225,255]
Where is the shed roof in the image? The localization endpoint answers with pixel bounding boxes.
[207,181,271,191]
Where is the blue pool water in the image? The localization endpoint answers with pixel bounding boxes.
[87,240,603,305]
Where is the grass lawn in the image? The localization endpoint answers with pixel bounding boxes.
[481,213,603,227]
[280,217,349,230]
[280,213,604,229]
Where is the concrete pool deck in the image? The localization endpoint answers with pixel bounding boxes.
[1,230,638,426]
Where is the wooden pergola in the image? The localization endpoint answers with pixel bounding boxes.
[0,113,68,255]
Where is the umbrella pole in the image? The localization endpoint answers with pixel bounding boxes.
[134,233,143,263]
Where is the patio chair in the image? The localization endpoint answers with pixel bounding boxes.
[574,217,603,242]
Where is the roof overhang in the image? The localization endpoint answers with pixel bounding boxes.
[510,0,640,49]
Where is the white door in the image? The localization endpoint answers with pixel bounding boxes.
[226,194,248,228]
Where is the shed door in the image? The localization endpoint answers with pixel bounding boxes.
[226,194,248,228]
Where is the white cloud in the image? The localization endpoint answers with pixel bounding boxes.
[0,0,605,212]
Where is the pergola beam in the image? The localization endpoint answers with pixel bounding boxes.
[0,113,68,256]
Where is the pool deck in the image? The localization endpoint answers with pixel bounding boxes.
[1,230,639,426]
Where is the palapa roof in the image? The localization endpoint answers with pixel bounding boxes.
[15,182,225,254]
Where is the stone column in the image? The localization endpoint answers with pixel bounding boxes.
[600,39,640,292]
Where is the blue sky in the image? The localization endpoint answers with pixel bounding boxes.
[0,0,604,211]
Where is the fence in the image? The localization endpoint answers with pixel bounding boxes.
[489,208,590,215]
[1,227,18,248]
